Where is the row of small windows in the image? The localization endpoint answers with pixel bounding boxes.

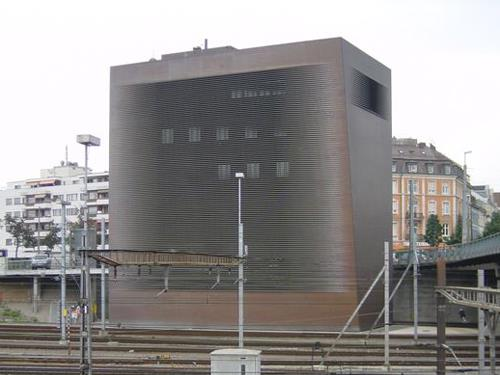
[392,180,451,195]
[4,207,81,219]
[392,162,452,175]
[218,162,289,180]
[392,200,451,215]
[5,193,86,206]
[161,127,284,144]
[392,222,450,239]
[230,89,286,99]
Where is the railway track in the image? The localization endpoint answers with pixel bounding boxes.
[0,323,492,374]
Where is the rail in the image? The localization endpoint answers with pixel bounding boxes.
[393,232,500,266]
[436,286,500,312]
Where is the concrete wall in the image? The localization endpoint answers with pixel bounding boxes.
[0,278,80,323]
[393,268,481,324]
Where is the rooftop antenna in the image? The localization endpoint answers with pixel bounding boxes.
[204,38,208,50]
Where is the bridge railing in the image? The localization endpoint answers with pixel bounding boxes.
[436,286,500,312]
[393,232,500,266]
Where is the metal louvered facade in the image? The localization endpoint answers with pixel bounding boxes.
[109,38,392,331]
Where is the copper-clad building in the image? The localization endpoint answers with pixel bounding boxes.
[109,38,391,330]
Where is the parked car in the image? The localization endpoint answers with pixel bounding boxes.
[31,254,52,269]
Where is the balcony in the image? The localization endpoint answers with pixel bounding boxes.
[405,212,424,221]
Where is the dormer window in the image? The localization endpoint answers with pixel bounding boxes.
[392,162,397,173]
[407,163,418,173]
[444,165,451,175]
[426,164,434,174]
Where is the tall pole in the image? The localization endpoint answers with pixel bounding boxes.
[84,144,93,374]
[236,173,245,348]
[37,213,41,252]
[77,134,99,375]
[436,254,447,375]
[478,269,486,374]
[100,215,106,333]
[462,151,471,243]
[384,241,390,370]
[410,179,418,343]
[60,200,68,344]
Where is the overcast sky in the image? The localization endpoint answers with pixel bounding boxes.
[1,0,499,190]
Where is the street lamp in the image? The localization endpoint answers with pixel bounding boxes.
[235,172,245,348]
[77,134,100,375]
[462,151,472,243]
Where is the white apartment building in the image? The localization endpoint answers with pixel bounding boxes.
[0,162,109,258]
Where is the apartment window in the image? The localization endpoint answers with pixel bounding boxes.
[444,165,451,175]
[392,180,398,193]
[189,127,201,142]
[14,197,21,205]
[407,180,418,194]
[428,181,436,194]
[407,163,418,173]
[52,209,62,216]
[66,207,79,216]
[216,127,229,141]
[6,239,12,246]
[442,183,449,195]
[66,193,78,202]
[428,200,437,215]
[218,164,231,180]
[426,164,434,174]
[88,206,98,215]
[88,191,98,200]
[442,201,450,215]
[247,163,260,179]
[52,194,63,202]
[161,128,174,144]
[392,199,399,214]
[245,128,258,139]
[276,161,289,177]
[392,162,397,173]
[392,221,398,241]
[6,198,12,206]
[13,211,21,218]
[442,223,449,237]
[80,193,87,201]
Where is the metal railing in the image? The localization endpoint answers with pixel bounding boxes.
[436,286,500,312]
[393,232,500,266]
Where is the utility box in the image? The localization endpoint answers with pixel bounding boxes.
[210,348,261,375]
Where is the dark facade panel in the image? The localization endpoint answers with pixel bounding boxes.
[109,38,391,330]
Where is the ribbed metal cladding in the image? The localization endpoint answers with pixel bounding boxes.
[110,39,391,330]
[110,64,355,292]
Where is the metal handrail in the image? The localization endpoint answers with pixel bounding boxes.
[394,232,500,266]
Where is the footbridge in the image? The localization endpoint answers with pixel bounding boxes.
[393,232,500,269]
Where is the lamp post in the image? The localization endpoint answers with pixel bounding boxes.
[235,172,245,348]
[77,134,100,375]
[56,198,70,344]
[462,151,472,244]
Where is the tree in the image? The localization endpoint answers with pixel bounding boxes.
[22,226,37,252]
[4,214,36,258]
[40,223,61,252]
[483,212,500,238]
[446,216,462,245]
[424,214,443,246]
